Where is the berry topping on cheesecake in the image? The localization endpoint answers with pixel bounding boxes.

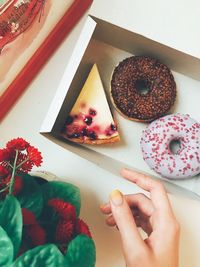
[62,64,120,144]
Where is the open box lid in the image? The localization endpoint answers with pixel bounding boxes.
[90,0,200,60]
[40,16,200,200]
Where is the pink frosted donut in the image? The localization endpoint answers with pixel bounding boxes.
[140,114,200,179]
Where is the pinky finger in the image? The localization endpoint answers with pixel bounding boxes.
[106,215,116,227]
[106,214,142,229]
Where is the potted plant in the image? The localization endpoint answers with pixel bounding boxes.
[0,138,96,267]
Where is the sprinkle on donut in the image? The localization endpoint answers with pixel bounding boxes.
[140,114,200,179]
[111,56,176,122]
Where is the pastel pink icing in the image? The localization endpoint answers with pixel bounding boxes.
[140,114,200,179]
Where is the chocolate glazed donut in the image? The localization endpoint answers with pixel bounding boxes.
[110,56,176,122]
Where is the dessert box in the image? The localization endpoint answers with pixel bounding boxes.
[40,15,200,200]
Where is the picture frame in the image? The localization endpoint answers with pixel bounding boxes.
[0,0,93,121]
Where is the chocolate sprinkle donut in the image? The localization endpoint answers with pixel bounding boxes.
[110,56,176,122]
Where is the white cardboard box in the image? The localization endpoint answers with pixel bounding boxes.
[40,15,200,200]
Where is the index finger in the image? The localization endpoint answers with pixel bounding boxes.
[121,168,173,214]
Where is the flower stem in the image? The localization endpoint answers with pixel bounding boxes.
[0,185,10,194]
[7,162,13,168]
[9,150,18,195]
[16,157,28,169]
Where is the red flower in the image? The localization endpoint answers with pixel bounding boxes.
[0,175,23,199]
[0,137,42,175]
[76,219,92,238]
[0,148,13,162]
[22,208,37,225]
[48,199,76,221]
[26,224,46,247]
[54,218,92,250]
[6,138,30,151]
[27,146,43,167]
[16,152,34,173]
[20,160,34,173]
[0,165,9,178]
[22,208,46,249]
[13,175,23,195]
[0,175,10,199]
[55,220,74,244]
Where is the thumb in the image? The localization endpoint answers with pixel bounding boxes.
[109,190,145,254]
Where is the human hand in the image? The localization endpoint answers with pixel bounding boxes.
[100,169,180,267]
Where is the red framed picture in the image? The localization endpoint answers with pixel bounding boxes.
[0,0,93,121]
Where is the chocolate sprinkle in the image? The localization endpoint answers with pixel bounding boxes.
[111,56,176,121]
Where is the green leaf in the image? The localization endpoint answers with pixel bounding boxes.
[0,195,22,257]
[41,181,81,216]
[16,173,43,217]
[65,234,96,267]
[0,226,14,267]
[0,201,3,210]
[11,244,66,267]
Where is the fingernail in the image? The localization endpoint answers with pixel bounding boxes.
[110,190,123,206]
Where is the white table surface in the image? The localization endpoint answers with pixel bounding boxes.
[1,1,200,266]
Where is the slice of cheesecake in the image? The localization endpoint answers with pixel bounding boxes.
[62,64,120,145]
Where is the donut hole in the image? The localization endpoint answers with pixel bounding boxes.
[169,139,182,155]
[135,80,150,95]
